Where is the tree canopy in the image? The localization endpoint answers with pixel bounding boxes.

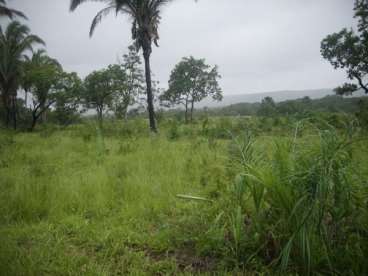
[114,45,145,119]
[321,0,368,95]
[82,64,129,122]
[160,56,222,122]
[23,50,81,130]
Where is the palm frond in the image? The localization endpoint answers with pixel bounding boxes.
[89,5,116,37]
[73,0,176,50]
[5,21,29,40]
[115,0,136,14]
[0,3,27,20]
[19,35,45,52]
[70,0,109,11]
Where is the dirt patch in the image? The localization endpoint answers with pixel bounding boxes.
[127,242,218,273]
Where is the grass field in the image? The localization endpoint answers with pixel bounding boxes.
[0,117,367,275]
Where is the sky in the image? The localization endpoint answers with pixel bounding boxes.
[5,0,356,95]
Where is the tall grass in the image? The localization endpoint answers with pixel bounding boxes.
[0,117,367,274]
[219,121,368,274]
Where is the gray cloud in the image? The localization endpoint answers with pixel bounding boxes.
[6,0,355,94]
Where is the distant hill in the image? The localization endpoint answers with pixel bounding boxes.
[197,88,365,108]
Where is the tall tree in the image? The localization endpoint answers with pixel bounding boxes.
[321,0,368,95]
[0,0,27,19]
[0,21,44,129]
[160,56,222,123]
[70,0,176,132]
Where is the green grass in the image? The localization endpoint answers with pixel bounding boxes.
[0,117,367,275]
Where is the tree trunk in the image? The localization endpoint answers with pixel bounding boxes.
[143,48,157,132]
[30,112,37,132]
[123,105,129,121]
[11,95,17,130]
[42,109,47,123]
[95,105,103,129]
[5,106,10,128]
[184,99,188,123]
[1,94,10,127]
[1,91,11,128]
[190,100,195,122]
[355,75,368,94]
[30,101,55,131]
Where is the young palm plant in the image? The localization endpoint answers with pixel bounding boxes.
[70,0,175,132]
[226,122,366,274]
[0,0,27,19]
[0,21,44,129]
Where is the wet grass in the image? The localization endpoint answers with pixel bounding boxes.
[0,118,367,275]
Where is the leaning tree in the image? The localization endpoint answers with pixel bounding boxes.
[0,21,44,129]
[70,0,178,132]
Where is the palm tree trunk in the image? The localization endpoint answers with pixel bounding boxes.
[5,106,10,128]
[1,93,8,127]
[143,49,157,132]
[1,90,11,128]
[11,95,17,130]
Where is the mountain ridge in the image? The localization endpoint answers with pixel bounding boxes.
[197,88,366,108]
[198,88,334,108]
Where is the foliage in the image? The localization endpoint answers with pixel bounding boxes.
[70,0,179,132]
[160,56,223,123]
[198,95,368,122]
[0,21,44,129]
[214,121,368,274]
[0,118,367,275]
[0,0,27,19]
[23,50,81,130]
[321,0,368,95]
[257,96,277,116]
[114,45,145,120]
[82,64,127,122]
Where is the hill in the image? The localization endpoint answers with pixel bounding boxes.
[198,88,366,108]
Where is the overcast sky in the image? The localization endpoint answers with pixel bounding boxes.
[5,0,355,95]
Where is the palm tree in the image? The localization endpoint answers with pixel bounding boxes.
[0,21,44,129]
[0,0,27,19]
[70,0,174,132]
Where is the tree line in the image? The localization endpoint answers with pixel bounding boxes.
[1,0,367,132]
[0,0,223,131]
[202,95,367,119]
